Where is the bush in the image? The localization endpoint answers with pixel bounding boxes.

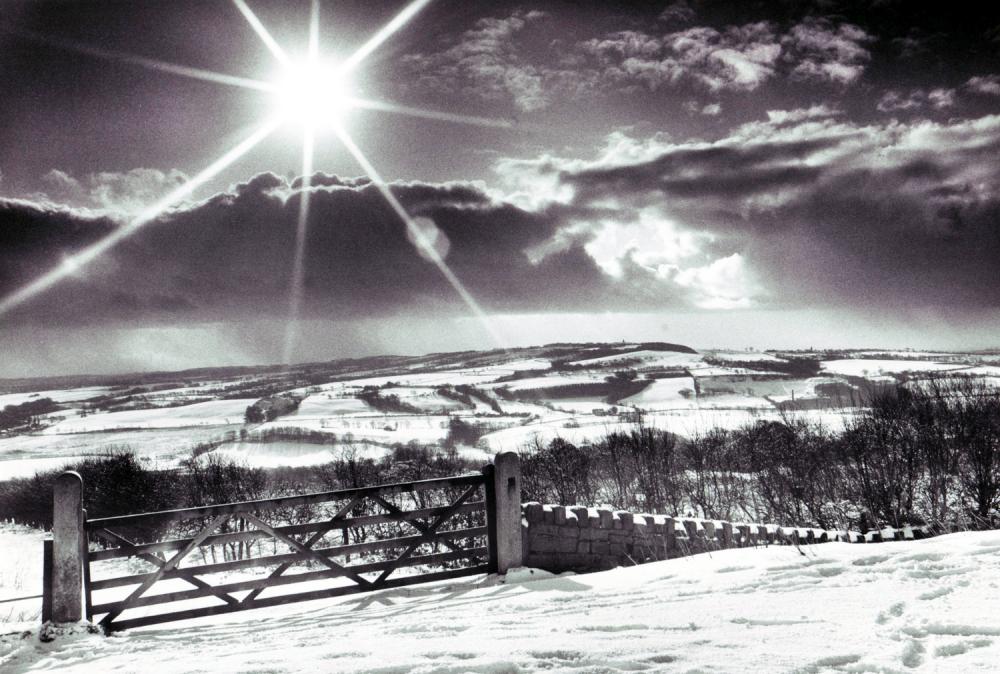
[521,438,597,505]
[0,447,175,533]
[517,380,1000,532]
[596,424,681,512]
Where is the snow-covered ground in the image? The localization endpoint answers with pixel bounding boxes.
[821,359,966,377]
[704,350,787,363]
[479,408,856,453]
[0,426,244,480]
[0,388,112,408]
[567,350,702,369]
[4,529,1000,672]
[40,399,255,434]
[0,525,46,625]
[622,377,697,409]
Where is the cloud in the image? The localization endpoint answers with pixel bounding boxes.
[659,1,696,26]
[580,22,783,93]
[783,18,874,85]
[698,102,722,116]
[401,10,551,111]
[492,111,1000,314]
[575,17,872,95]
[966,74,1000,96]
[765,104,841,124]
[3,172,700,327]
[34,168,190,214]
[876,87,956,112]
[403,12,875,110]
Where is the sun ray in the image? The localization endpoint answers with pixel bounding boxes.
[281,0,323,365]
[308,0,321,60]
[282,124,315,364]
[232,0,292,66]
[340,0,433,72]
[0,119,282,319]
[14,30,273,92]
[333,126,508,350]
[349,98,516,129]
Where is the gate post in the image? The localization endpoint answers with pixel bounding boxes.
[491,452,523,574]
[51,471,84,623]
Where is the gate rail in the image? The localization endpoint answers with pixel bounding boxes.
[43,453,522,632]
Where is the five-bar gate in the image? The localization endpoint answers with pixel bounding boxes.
[44,454,522,632]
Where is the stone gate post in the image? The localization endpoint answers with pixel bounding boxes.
[51,471,84,623]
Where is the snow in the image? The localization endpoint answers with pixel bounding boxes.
[258,414,453,444]
[39,399,256,434]
[208,441,391,468]
[821,359,966,377]
[703,350,787,363]
[0,388,112,408]
[0,427,244,481]
[567,350,703,369]
[496,373,606,392]
[480,408,857,453]
[0,525,46,624]
[4,529,1000,672]
[291,395,372,417]
[622,377,697,408]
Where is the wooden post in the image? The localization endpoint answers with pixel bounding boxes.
[491,452,522,574]
[41,539,53,623]
[52,471,84,623]
[482,464,499,573]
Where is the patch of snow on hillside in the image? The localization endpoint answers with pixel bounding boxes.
[704,350,787,362]
[622,377,697,409]
[4,531,1000,672]
[0,427,244,480]
[568,350,702,369]
[290,395,371,417]
[822,359,965,377]
[40,400,256,434]
[209,441,389,467]
[497,374,606,392]
[0,387,112,408]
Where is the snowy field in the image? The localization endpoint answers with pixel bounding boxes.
[3,529,1000,672]
[0,426,244,480]
[480,408,856,453]
[0,388,112,409]
[821,359,966,377]
[567,350,702,369]
[2,346,996,481]
[39,399,255,435]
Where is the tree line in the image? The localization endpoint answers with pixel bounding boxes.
[520,380,1000,533]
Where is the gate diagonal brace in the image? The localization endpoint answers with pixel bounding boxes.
[93,528,239,607]
[241,512,373,590]
[241,495,365,604]
[371,494,468,555]
[100,513,233,627]
[372,484,480,587]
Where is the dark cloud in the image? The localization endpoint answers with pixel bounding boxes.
[0,173,640,326]
[497,112,1000,314]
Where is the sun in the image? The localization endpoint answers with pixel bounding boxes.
[1,0,509,355]
[272,58,354,129]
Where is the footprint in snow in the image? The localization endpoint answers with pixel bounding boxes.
[876,601,906,625]
[901,639,925,668]
[934,638,993,657]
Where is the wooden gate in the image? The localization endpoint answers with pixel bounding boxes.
[71,468,503,632]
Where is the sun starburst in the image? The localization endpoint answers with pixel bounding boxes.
[1,0,512,361]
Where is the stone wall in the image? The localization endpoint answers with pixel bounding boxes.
[520,502,930,574]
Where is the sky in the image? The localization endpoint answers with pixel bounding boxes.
[1,0,1000,377]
